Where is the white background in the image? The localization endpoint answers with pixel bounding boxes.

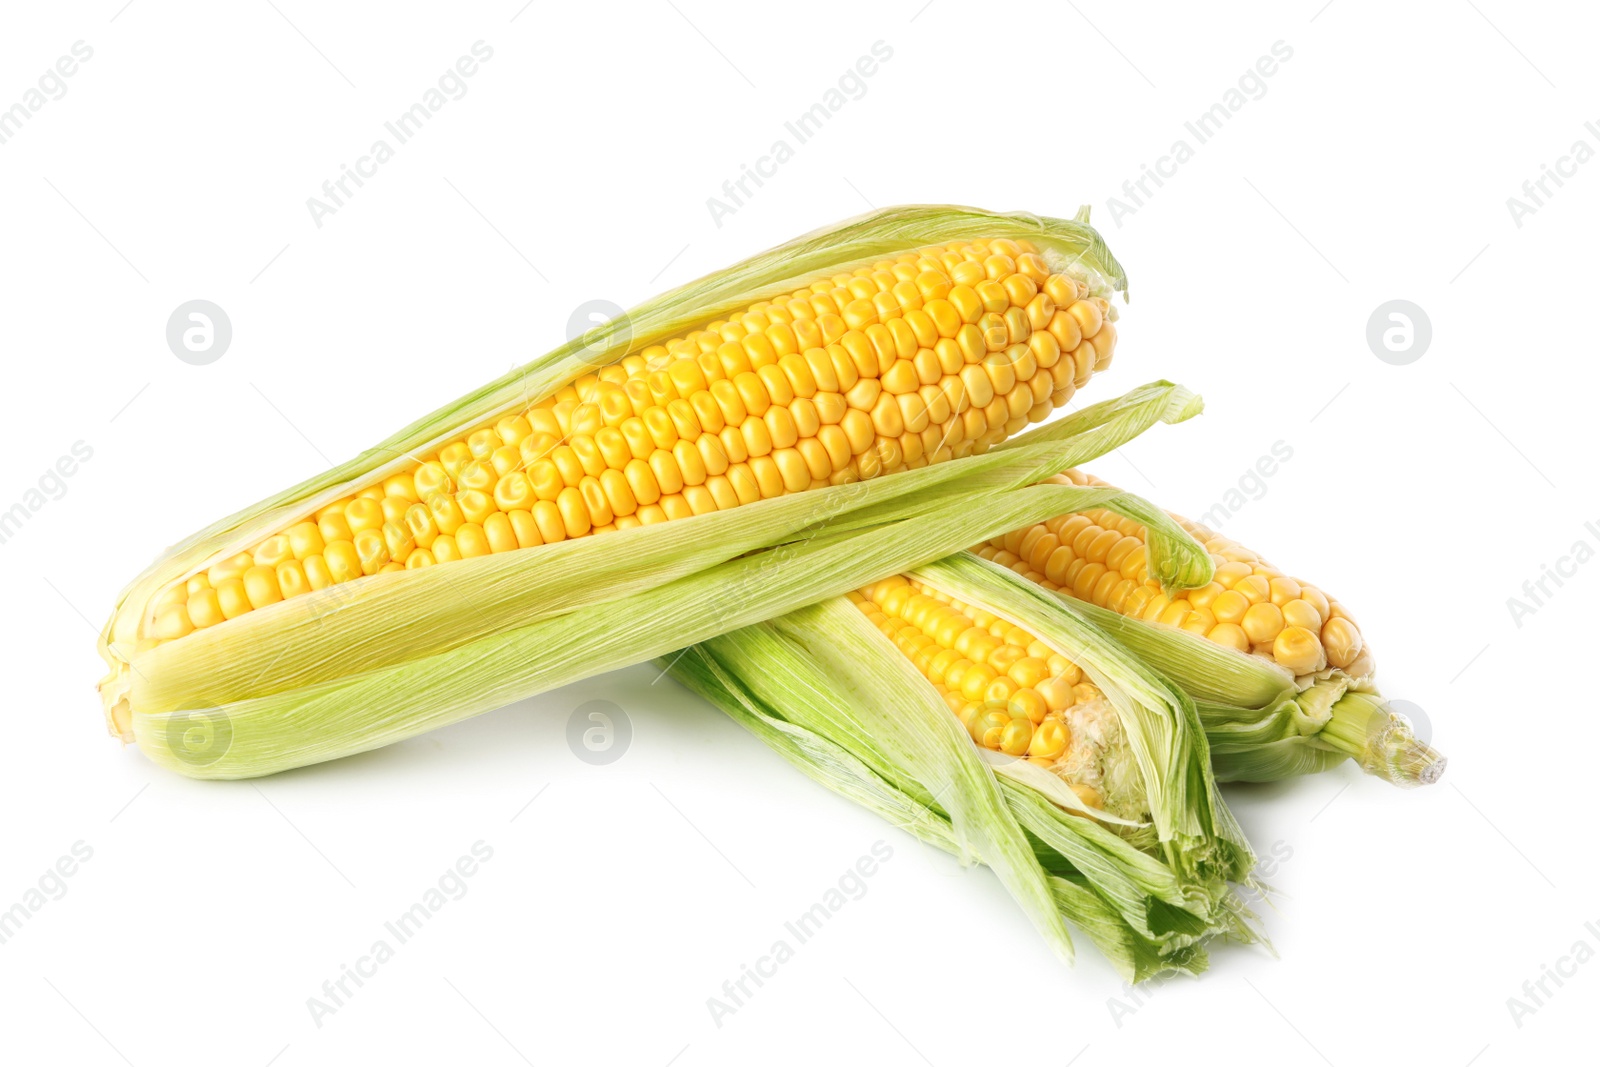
[1,1,1593,1064]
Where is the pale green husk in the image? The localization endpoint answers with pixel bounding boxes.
[665,556,1260,980]
[127,382,1209,779]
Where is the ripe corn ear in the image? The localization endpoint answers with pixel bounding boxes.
[135,231,1117,650]
[94,200,1191,783]
[853,575,1133,818]
[975,470,1444,785]
[668,553,1261,979]
[979,470,1370,679]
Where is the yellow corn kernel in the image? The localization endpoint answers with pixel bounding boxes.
[275,559,310,599]
[286,522,325,561]
[457,489,497,526]
[456,523,491,558]
[1028,717,1070,760]
[253,536,293,569]
[1274,626,1323,674]
[243,565,282,609]
[186,588,224,629]
[303,555,333,591]
[429,494,465,536]
[153,604,193,640]
[1240,602,1285,645]
[978,469,1373,681]
[345,497,384,534]
[999,718,1033,756]
[1322,617,1362,669]
[216,578,251,620]
[856,575,1101,779]
[354,529,390,575]
[324,540,362,583]
[318,510,354,544]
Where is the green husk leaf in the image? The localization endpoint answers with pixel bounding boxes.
[693,602,1076,962]
[1001,779,1206,927]
[1049,875,1207,980]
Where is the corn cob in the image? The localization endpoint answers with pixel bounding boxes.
[96,206,1151,778]
[978,469,1368,679]
[669,553,1260,979]
[135,238,1115,650]
[974,470,1443,785]
[852,574,1132,816]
